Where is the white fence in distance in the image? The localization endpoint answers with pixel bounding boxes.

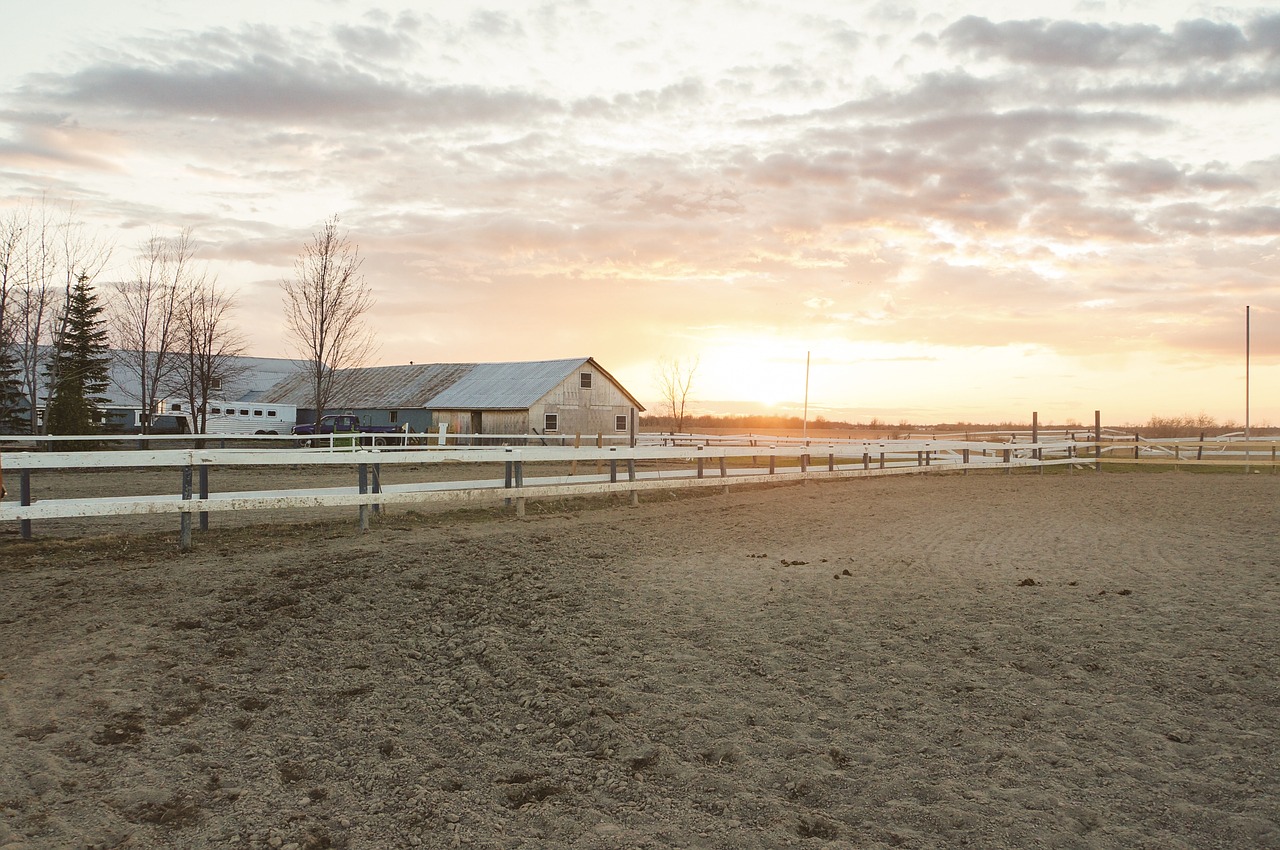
[1,435,1276,545]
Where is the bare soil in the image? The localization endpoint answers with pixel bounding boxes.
[1,471,1278,849]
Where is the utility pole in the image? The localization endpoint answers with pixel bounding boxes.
[802,350,810,441]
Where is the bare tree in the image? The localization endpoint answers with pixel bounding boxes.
[281,216,375,425]
[110,229,196,432]
[170,274,247,434]
[656,355,699,433]
[6,200,111,433]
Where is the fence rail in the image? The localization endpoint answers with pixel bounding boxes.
[2,436,1276,548]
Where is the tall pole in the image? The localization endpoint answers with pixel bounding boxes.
[1246,305,1251,471]
[802,350,811,441]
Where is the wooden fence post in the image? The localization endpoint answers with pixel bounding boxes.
[372,463,382,515]
[199,466,210,531]
[1032,411,1042,474]
[358,464,369,532]
[180,466,193,552]
[20,470,32,540]
[571,433,580,476]
[1095,410,1102,472]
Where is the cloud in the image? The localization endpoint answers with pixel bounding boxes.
[333,12,426,62]
[50,55,562,128]
[938,15,1273,68]
[0,113,121,171]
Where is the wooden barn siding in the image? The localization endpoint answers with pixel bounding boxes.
[483,410,529,434]
[533,369,634,437]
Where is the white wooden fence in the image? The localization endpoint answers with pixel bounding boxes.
[1,434,1275,548]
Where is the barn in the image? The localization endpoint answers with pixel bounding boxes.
[257,357,644,444]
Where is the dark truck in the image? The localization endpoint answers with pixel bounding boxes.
[291,414,402,446]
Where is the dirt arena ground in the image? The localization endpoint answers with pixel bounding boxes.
[1,471,1278,849]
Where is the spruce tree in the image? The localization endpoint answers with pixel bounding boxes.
[45,275,112,436]
[0,338,26,433]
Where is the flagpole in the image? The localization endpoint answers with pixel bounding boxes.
[1245,305,1251,472]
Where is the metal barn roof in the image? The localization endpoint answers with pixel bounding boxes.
[424,358,591,410]
[254,357,646,412]
[257,362,477,408]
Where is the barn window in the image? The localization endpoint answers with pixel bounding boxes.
[170,402,182,411]
[580,372,592,389]
[210,377,222,391]
[389,410,399,423]
[544,413,559,432]
[615,415,628,432]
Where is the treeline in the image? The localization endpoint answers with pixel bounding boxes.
[641,412,1268,437]
[641,413,870,431]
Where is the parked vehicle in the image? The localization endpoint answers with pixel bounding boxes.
[291,414,403,446]
[143,412,196,435]
[155,399,297,435]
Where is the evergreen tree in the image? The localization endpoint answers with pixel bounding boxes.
[0,337,25,433]
[45,275,111,436]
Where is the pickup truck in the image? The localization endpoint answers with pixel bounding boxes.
[291,414,402,446]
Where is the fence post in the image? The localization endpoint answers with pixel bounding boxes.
[828,451,834,472]
[1003,448,1012,474]
[719,456,727,478]
[862,451,870,471]
[180,466,193,552]
[358,463,369,532]
[769,451,775,475]
[962,448,970,475]
[199,466,210,532]
[1095,410,1102,472]
[372,463,382,515]
[514,451,525,517]
[20,470,32,540]
[1197,432,1204,461]
[571,433,580,476]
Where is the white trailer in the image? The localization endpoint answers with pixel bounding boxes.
[157,399,297,436]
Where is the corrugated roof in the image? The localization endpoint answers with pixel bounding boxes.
[255,356,644,412]
[425,358,590,410]
[92,349,299,408]
[257,363,476,408]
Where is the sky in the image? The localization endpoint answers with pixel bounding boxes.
[2,0,1278,426]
